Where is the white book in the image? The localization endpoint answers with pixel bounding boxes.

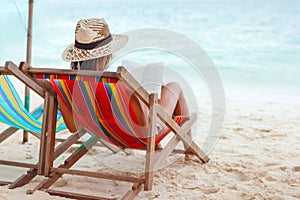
[122,60,164,98]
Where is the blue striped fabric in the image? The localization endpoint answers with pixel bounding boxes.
[0,75,66,134]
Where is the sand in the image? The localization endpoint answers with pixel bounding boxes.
[0,95,299,200]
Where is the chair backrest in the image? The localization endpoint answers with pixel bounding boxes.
[38,74,186,149]
[0,75,66,133]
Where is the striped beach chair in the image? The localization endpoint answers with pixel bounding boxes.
[0,74,68,188]
[7,61,209,200]
[0,75,66,138]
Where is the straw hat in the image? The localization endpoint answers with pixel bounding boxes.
[62,18,128,62]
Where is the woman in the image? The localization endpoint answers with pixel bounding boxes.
[60,18,194,160]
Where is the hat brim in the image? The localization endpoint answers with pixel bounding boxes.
[62,34,128,62]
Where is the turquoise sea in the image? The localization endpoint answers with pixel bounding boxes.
[0,0,299,103]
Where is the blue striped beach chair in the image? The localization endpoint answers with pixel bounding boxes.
[0,75,66,140]
[0,72,68,188]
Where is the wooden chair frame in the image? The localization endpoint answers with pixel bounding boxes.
[0,66,119,189]
[5,61,209,200]
[0,67,86,188]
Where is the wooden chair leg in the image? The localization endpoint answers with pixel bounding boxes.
[43,94,58,176]
[36,91,59,176]
[42,189,116,200]
[144,94,157,191]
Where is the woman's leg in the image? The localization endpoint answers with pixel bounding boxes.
[158,82,195,160]
[159,82,185,115]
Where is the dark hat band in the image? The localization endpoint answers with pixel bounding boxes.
[74,34,112,50]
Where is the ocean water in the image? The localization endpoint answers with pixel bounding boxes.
[0,0,299,103]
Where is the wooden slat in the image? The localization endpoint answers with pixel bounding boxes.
[51,168,144,184]
[25,65,118,79]
[0,127,18,143]
[20,62,57,97]
[0,181,12,186]
[54,129,86,159]
[0,160,37,169]
[55,135,122,155]
[0,67,12,75]
[55,137,103,147]
[5,61,45,97]
[43,189,116,200]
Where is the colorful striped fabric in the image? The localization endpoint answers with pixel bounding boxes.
[47,75,187,149]
[37,74,117,83]
[0,75,66,133]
